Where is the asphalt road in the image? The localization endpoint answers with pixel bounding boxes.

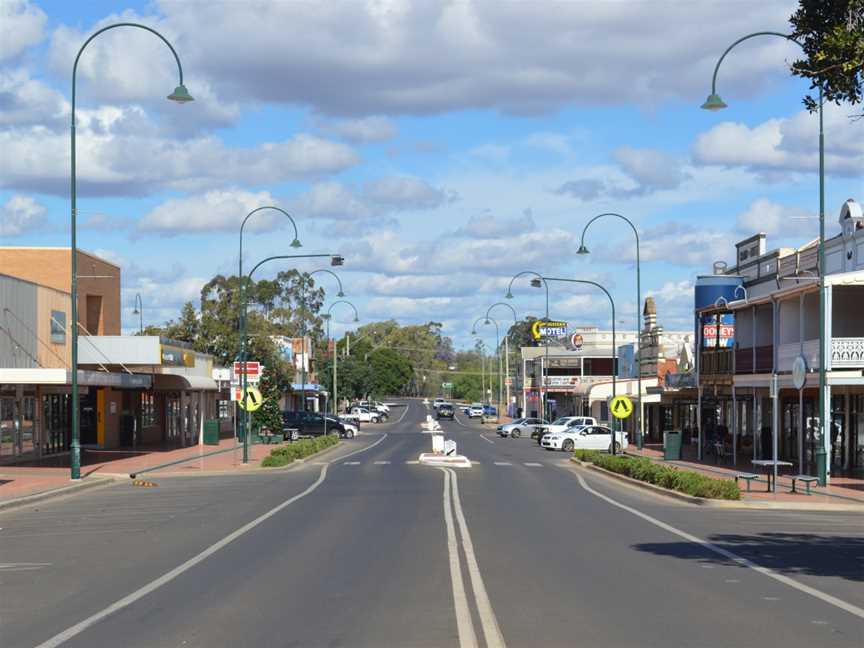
[1,400,862,647]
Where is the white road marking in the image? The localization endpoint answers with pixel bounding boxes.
[479,435,495,444]
[441,468,478,648]
[374,461,391,465]
[447,468,507,648]
[575,472,864,620]
[330,432,389,463]
[524,462,543,467]
[493,462,512,466]
[0,562,51,572]
[343,461,361,465]
[405,460,420,465]
[34,464,331,648]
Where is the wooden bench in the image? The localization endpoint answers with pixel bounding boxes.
[735,473,759,492]
[790,474,819,495]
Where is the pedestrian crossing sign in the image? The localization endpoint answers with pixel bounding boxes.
[238,386,263,412]
[610,395,633,419]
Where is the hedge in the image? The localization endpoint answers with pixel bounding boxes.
[573,449,740,500]
[261,434,340,467]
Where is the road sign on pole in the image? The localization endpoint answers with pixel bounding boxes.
[610,395,634,419]
[237,386,263,412]
[233,361,262,384]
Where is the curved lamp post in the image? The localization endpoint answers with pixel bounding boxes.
[507,271,551,419]
[578,212,643,448]
[533,276,621,454]
[70,23,193,480]
[325,299,359,416]
[703,31,827,486]
[472,336,486,404]
[132,293,144,334]
[472,316,501,418]
[486,302,518,414]
[239,253,342,464]
[302,268,346,416]
[310,269,345,298]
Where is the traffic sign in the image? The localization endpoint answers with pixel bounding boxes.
[610,395,634,419]
[233,361,261,381]
[237,386,263,412]
[505,377,513,386]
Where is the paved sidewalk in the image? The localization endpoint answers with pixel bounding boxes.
[0,439,278,503]
[626,444,864,505]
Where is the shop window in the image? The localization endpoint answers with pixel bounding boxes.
[140,392,157,427]
[218,400,232,419]
[50,310,66,344]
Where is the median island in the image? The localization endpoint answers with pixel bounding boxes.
[261,436,340,467]
[573,450,740,500]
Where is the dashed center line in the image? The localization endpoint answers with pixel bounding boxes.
[493,462,512,466]
[405,460,420,465]
[523,462,543,467]
[343,461,361,465]
[374,461,391,465]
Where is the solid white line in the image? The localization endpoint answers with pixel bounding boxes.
[330,433,389,463]
[479,435,495,445]
[493,462,512,466]
[35,464,331,648]
[524,463,543,467]
[574,472,864,620]
[440,468,478,648]
[447,468,507,648]
[386,402,411,426]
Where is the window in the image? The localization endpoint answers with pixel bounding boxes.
[50,310,66,344]
[218,400,231,419]
[140,392,157,427]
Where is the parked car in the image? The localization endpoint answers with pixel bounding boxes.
[282,411,345,439]
[359,400,390,416]
[347,407,382,423]
[432,398,446,410]
[497,417,548,439]
[542,425,628,453]
[437,403,455,420]
[332,417,358,438]
[483,405,497,416]
[537,417,597,445]
[467,403,484,418]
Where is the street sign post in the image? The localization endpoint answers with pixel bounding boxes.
[233,361,261,384]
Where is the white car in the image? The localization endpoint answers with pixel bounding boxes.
[337,418,359,438]
[432,398,446,410]
[359,401,389,417]
[467,404,484,418]
[542,425,628,453]
[348,407,381,423]
[544,416,597,436]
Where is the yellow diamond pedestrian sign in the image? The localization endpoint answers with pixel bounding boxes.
[610,395,633,419]
[238,386,263,412]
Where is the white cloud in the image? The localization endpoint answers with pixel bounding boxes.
[364,175,451,210]
[0,193,47,236]
[692,104,864,177]
[612,147,690,194]
[735,198,816,239]
[137,189,284,236]
[0,0,46,62]
[318,116,397,143]
[0,69,68,130]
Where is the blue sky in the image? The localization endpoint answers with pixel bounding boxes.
[1,0,861,349]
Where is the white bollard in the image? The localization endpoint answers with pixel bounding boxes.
[432,434,444,454]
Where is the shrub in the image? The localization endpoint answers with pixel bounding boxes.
[575,451,740,500]
[261,434,339,468]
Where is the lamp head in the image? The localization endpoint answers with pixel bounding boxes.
[167,84,194,103]
[330,255,344,267]
[321,313,331,320]
[337,290,345,298]
[484,318,490,325]
[353,316,359,323]
[700,93,727,111]
[290,238,302,249]
[471,329,477,336]
[505,290,513,299]
[576,244,590,255]
[133,307,139,315]
[530,278,542,288]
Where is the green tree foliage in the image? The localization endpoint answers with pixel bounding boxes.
[368,348,413,396]
[790,0,863,115]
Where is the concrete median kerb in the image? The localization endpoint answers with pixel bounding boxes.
[569,457,864,511]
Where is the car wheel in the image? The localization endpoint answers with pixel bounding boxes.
[345,429,355,439]
[609,441,622,453]
[562,439,574,452]
[511,428,521,439]
[290,430,299,441]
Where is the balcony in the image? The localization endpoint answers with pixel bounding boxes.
[778,340,820,372]
[700,349,732,376]
[734,346,773,374]
[832,338,864,369]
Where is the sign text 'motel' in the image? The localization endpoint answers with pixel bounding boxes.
[531,320,568,340]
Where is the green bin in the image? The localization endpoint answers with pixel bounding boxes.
[663,430,681,461]
[203,419,220,445]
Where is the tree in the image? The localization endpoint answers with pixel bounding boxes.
[790,0,863,116]
[368,348,413,396]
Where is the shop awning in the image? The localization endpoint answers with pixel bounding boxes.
[152,374,219,391]
[0,368,151,389]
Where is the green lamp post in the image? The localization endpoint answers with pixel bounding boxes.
[325,299,359,417]
[132,293,144,334]
[472,316,501,419]
[239,253,343,464]
[703,31,828,485]
[533,277,620,454]
[486,302,518,415]
[578,212,642,449]
[506,271,551,420]
[69,23,193,480]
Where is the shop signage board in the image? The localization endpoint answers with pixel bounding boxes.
[701,314,735,348]
[232,361,261,385]
[570,333,583,349]
[531,319,568,340]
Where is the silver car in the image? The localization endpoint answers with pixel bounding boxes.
[497,417,548,439]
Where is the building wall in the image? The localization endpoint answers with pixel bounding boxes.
[36,285,71,368]
[0,248,121,335]
[0,274,37,368]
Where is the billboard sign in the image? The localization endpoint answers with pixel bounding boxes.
[701,314,735,348]
[531,320,568,340]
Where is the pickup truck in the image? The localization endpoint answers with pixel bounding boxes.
[345,407,382,423]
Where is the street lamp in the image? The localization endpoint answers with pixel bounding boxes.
[132,293,143,334]
[303,269,347,417]
[534,276,620,454]
[578,212,643,449]
[507,271,551,420]
[473,316,501,420]
[487,302,518,417]
[69,22,192,480]
[326,299,359,417]
[703,31,828,486]
[472,335,486,404]
[239,253,342,464]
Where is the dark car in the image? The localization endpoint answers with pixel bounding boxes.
[437,403,455,420]
[282,411,345,440]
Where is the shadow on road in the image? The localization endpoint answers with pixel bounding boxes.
[632,533,864,583]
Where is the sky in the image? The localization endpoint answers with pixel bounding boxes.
[1,0,862,350]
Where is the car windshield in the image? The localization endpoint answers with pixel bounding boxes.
[551,417,571,426]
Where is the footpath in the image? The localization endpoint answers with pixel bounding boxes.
[0,439,278,509]
[624,444,864,508]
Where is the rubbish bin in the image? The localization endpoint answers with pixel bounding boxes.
[203,419,220,445]
[663,430,681,461]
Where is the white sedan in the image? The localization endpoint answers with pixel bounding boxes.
[541,425,628,453]
[348,407,382,423]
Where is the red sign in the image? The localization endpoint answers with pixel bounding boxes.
[233,361,261,377]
